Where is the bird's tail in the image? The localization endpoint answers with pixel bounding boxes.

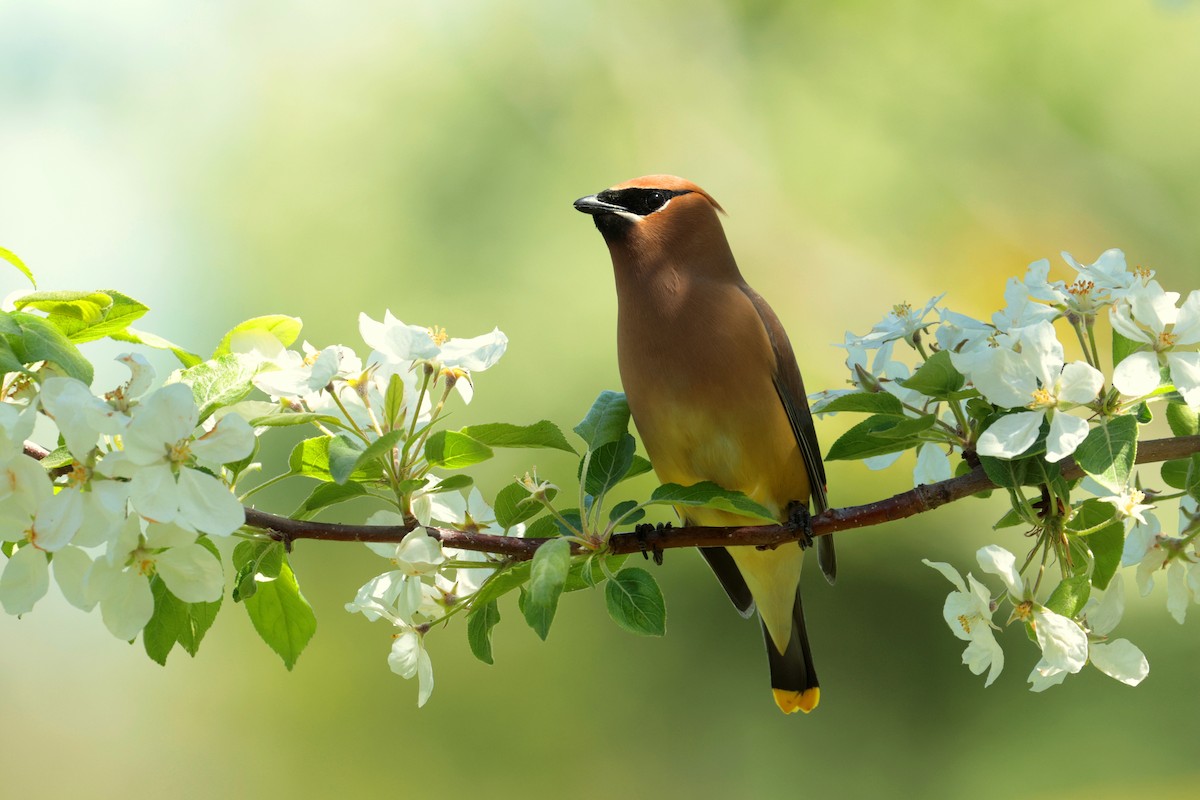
[763,588,819,714]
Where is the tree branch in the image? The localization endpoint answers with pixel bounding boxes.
[235,434,1200,561]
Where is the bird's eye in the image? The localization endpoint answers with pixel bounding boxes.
[646,191,666,210]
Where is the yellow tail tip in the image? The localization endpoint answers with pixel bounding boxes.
[773,687,820,714]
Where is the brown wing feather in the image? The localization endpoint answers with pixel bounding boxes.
[736,284,836,584]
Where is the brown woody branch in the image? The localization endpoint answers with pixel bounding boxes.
[236,434,1200,561]
[24,436,1200,560]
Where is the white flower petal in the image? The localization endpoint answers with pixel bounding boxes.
[1113,352,1163,398]
[1033,608,1088,672]
[439,328,508,372]
[176,468,245,536]
[1166,560,1191,624]
[976,411,1043,459]
[32,488,84,551]
[1057,361,1105,405]
[1085,573,1125,637]
[922,558,967,593]
[1090,639,1149,686]
[1045,412,1090,463]
[155,543,224,603]
[976,545,1025,598]
[129,464,181,524]
[1167,351,1200,410]
[0,544,49,614]
[962,632,1004,687]
[99,568,154,640]
[914,444,952,486]
[52,545,95,611]
[967,348,1034,408]
[1028,660,1068,692]
[190,413,255,466]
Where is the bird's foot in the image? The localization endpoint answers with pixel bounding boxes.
[634,521,670,566]
[785,501,814,550]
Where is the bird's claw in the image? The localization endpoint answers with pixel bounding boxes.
[785,500,814,550]
[634,521,670,566]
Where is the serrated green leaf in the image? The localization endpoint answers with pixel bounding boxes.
[813,391,905,415]
[172,353,257,422]
[110,327,202,367]
[293,480,367,520]
[574,391,631,450]
[470,562,533,609]
[0,335,24,376]
[979,455,1027,489]
[1073,416,1138,493]
[625,455,653,481]
[1167,402,1199,438]
[328,434,367,484]
[605,567,666,636]
[12,289,148,344]
[0,246,35,287]
[524,516,560,539]
[243,552,316,669]
[584,434,636,497]
[825,413,936,461]
[900,350,965,399]
[609,499,643,524]
[143,573,222,665]
[1088,522,1124,591]
[523,537,571,640]
[14,290,111,325]
[1045,575,1091,618]
[646,482,775,522]
[4,312,93,384]
[425,430,494,469]
[494,480,556,530]
[213,315,302,358]
[466,600,501,664]
[993,506,1026,529]
[563,554,627,592]
[459,421,576,454]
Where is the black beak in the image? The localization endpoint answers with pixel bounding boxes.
[573,194,625,216]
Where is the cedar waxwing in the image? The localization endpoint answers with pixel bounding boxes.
[574,175,833,714]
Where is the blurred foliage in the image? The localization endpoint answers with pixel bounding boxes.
[2,1,1200,798]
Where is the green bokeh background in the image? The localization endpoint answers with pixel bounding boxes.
[2,2,1199,798]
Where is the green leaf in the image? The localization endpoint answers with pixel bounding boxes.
[383,373,406,429]
[522,537,571,640]
[172,353,258,422]
[605,567,666,636]
[292,480,367,520]
[494,480,556,530]
[232,539,284,602]
[0,246,35,287]
[242,552,316,669]
[1073,416,1138,493]
[1088,522,1124,591]
[250,411,342,428]
[213,315,302,358]
[825,413,936,461]
[12,289,149,344]
[1186,454,1200,504]
[37,445,74,471]
[4,312,93,384]
[1167,402,1199,438]
[1065,499,1119,536]
[1112,330,1143,371]
[14,289,110,322]
[564,554,627,592]
[142,571,223,665]
[813,391,904,416]
[328,434,367,484]
[609,499,645,526]
[343,429,405,482]
[426,474,473,494]
[286,435,379,484]
[646,481,775,522]
[470,562,533,609]
[110,327,202,368]
[979,455,1027,490]
[625,455,653,481]
[459,421,577,454]
[584,434,636,497]
[425,430,494,469]
[900,350,965,399]
[524,515,560,539]
[1045,575,1091,618]
[466,600,501,665]
[574,391,631,450]
[993,506,1026,529]
[0,334,25,376]
[1162,459,1189,490]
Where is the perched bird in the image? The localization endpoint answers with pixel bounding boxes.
[574,175,833,714]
